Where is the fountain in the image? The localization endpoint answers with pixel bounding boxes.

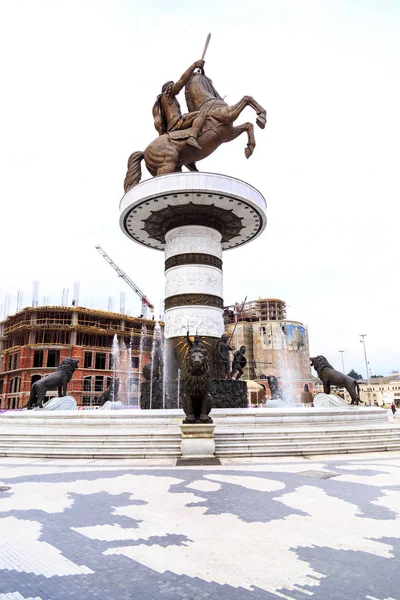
[4,36,388,461]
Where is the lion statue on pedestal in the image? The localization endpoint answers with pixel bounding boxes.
[310,355,361,405]
[98,378,120,406]
[182,347,212,423]
[27,357,79,409]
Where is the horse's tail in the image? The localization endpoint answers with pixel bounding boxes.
[124,151,144,192]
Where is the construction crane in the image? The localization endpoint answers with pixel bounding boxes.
[95,245,154,318]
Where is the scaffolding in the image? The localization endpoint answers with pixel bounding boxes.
[223,298,287,324]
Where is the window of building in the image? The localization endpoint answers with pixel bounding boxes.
[128,377,139,392]
[131,356,139,369]
[95,353,106,370]
[47,349,60,368]
[31,374,41,385]
[94,376,104,392]
[33,350,44,368]
[82,395,102,407]
[10,353,19,370]
[0,380,3,394]
[83,376,92,392]
[9,377,21,393]
[84,352,92,369]
[7,397,18,409]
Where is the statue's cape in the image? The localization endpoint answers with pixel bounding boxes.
[152,95,167,135]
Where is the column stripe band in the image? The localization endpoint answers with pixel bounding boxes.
[165,253,222,271]
[164,294,224,310]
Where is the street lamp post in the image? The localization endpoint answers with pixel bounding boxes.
[360,334,371,406]
[339,350,345,373]
[339,350,346,401]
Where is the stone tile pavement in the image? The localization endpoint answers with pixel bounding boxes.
[1,453,400,599]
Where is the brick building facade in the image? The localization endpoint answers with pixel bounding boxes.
[0,306,155,409]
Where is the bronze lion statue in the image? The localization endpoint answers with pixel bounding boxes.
[98,378,119,406]
[182,347,212,423]
[266,375,284,401]
[27,357,79,409]
[310,355,361,405]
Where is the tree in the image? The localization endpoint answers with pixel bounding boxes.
[347,369,362,380]
[371,374,383,378]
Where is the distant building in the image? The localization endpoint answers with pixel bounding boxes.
[0,306,155,409]
[223,298,313,400]
[358,374,400,406]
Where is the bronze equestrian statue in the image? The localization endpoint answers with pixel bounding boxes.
[124,42,266,191]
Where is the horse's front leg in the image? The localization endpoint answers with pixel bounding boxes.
[221,96,267,129]
[223,123,255,158]
[58,386,62,397]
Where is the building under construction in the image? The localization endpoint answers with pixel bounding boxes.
[223,298,313,398]
[0,306,155,409]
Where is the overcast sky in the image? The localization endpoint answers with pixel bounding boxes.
[1,0,399,376]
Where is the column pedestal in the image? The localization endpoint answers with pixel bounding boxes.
[180,423,216,459]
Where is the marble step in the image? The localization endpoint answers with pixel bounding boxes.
[216,442,400,457]
[0,447,181,458]
[0,435,181,444]
[216,432,400,444]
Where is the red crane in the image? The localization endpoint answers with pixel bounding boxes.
[95,245,154,318]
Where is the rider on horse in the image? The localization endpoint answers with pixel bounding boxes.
[153,59,207,150]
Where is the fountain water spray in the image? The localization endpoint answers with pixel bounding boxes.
[162,330,169,409]
[138,324,147,406]
[149,322,161,410]
[177,368,181,409]
[111,334,120,402]
[127,329,134,405]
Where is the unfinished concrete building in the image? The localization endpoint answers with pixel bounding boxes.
[0,306,155,409]
[223,297,313,399]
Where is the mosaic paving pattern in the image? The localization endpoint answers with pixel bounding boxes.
[1,455,400,599]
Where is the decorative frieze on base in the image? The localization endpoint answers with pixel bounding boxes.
[165,225,222,259]
[164,306,224,339]
[165,265,223,298]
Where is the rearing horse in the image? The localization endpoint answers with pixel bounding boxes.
[124,72,266,192]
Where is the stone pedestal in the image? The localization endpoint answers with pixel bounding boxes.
[37,396,77,411]
[180,423,216,459]
[314,393,348,407]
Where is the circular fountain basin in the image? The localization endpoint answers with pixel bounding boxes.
[0,406,389,428]
[0,406,395,458]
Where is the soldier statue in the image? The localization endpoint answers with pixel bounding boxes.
[186,330,206,352]
[231,346,247,380]
[217,334,233,379]
[153,59,207,151]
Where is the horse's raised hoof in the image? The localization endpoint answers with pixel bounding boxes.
[256,113,266,129]
[245,145,254,159]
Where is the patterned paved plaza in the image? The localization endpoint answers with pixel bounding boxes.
[1,453,400,600]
